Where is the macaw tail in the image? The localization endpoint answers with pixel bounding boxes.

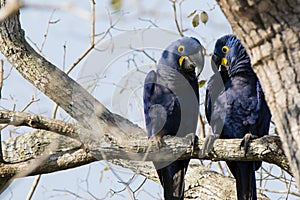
[227,161,257,200]
[155,159,189,200]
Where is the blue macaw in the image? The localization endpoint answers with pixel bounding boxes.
[205,34,271,200]
[143,37,204,200]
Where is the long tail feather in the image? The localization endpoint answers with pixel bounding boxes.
[227,161,257,200]
[155,160,189,200]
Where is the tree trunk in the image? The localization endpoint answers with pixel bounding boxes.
[217,0,300,188]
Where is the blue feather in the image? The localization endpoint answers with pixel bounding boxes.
[206,34,271,200]
[143,37,204,200]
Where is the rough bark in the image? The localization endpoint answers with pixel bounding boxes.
[0,118,290,190]
[1,128,277,199]
[0,110,78,138]
[216,0,300,188]
[0,115,290,169]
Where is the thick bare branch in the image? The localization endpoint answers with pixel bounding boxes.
[0,123,291,176]
[0,110,78,138]
[0,128,281,198]
[0,109,290,176]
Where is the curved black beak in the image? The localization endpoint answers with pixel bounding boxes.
[211,53,228,73]
[179,47,205,75]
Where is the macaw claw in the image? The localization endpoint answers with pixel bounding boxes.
[149,135,164,150]
[199,134,219,158]
[240,133,258,157]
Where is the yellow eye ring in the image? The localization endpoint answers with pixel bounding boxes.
[178,45,185,53]
[222,46,229,54]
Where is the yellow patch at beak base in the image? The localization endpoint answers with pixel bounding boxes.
[221,58,227,66]
[179,56,186,68]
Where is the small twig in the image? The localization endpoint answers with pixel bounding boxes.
[65,0,95,74]
[52,189,86,199]
[66,45,94,74]
[51,104,59,119]
[90,0,95,46]
[171,0,184,37]
[198,113,205,139]
[129,46,157,64]
[259,164,263,192]
[133,175,147,194]
[285,177,293,200]
[3,65,13,80]
[216,162,225,176]
[40,9,58,53]
[20,95,39,112]
[26,36,42,54]
[25,174,41,200]
[0,60,5,163]
[138,18,159,28]
[0,59,3,99]
[62,41,67,71]
[257,187,300,198]
[261,166,292,184]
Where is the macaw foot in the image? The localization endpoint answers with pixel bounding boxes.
[149,135,164,150]
[199,134,219,158]
[185,133,196,155]
[240,133,258,157]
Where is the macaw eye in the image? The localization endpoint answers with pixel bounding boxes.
[178,45,185,53]
[222,46,229,54]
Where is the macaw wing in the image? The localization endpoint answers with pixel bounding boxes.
[143,70,178,138]
[254,81,272,137]
[205,81,213,125]
[143,70,157,138]
[227,75,271,138]
[205,71,229,135]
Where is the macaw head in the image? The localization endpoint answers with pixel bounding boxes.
[211,34,251,76]
[159,37,205,76]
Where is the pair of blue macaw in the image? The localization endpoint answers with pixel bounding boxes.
[143,35,271,200]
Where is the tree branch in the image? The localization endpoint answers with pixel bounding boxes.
[0,127,283,198]
[0,110,78,138]
[0,113,291,175]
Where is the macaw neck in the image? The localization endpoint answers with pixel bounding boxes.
[228,57,254,77]
[156,64,183,87]
[157,50,199,100]
[156,64,198,100]
[157,51,183,85]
